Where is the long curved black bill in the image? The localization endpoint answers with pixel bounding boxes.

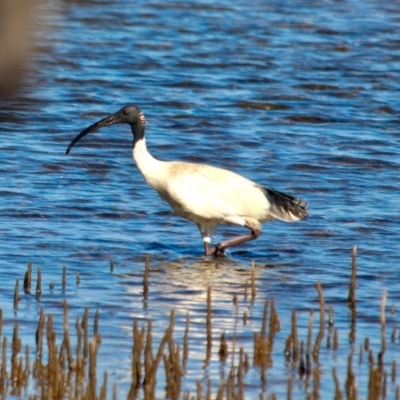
[66,114,118,155]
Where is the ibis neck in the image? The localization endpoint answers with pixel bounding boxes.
[130,123,145,146]
[132,138,166,191]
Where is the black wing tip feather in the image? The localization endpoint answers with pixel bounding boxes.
[291,196,309,218]
[262,187,309,221]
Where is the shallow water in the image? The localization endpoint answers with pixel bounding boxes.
[1,0,400,397]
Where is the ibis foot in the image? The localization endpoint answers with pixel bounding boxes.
[204,241,226,257]
[213,244,226,257]
[210,227,261,257]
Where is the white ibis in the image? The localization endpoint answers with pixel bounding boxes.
[66,105,308,257]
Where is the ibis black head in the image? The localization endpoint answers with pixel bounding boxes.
[66,104,146,155]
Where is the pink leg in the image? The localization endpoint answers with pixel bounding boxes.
[204,242,213,256]
[213,227,261,257]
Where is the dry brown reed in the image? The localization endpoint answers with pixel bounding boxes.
[143,254,150,300]
[23,261,32,294]
[35,267,42,299]
[13,280,19,310]
[182,312,189,369]
[251,260,256,301]
[348,245,357,304]
[218,331,228,362]
[62,265,67,291]
[313,281,325,361]
[332,366,343,400]
[348,246,357,344]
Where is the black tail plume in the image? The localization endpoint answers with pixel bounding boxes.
[262,187,308,222]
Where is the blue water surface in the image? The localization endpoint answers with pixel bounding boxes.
[0,0,400,397]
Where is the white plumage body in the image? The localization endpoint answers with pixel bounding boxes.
[133,139,299,245]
